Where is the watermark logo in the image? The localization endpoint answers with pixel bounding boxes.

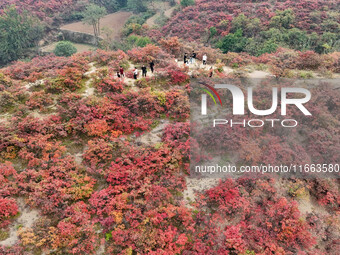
[190,78,339,179]
[201,84,312,116]
[200,84,222,115]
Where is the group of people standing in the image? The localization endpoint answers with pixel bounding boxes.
[184,51,212,77]
[117,51,213,80]
[117,61,155,80]
[184,51,197,65]
[184,51,208,66]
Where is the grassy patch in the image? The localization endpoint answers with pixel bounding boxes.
[0,230,9,241]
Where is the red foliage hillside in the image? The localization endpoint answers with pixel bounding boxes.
[0,47,339,254]
[162,0,339,41]
[0,0,84,23]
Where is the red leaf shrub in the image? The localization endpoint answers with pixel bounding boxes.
[222,52,254,67]
[164,89,190,120]
[25,91,53,110]
[57,95,152,135]
[159,36,183,57]
[49,202,100,254]
[0,198,18,228]
[162,122,190,163]
[93,75,124,94]
[194,178,317,254]
[90,49,129,68]
[323,52,340,73]
[83,139,116,172]
[0,0,82,23]
[16,156,95,215]
[162,0,338,41]
[296,50,322,70]
[167,68,189,84]
[4,54,89,81]
[128,44,173,68]
[0,162,18,197]
[48,66,85,92]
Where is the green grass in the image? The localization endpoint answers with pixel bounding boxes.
[0,230,9,241]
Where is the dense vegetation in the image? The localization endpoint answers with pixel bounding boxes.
[162,0,340,55]
[0,0,339,254]
[54,41,78,57]
[0,44,339,254]
[0,6,43,66]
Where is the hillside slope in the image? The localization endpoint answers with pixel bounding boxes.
[0,45,339,254]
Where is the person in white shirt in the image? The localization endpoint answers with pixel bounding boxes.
[133,68,138,79]
[203,54,207,65]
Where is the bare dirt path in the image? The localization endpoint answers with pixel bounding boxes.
[0,198,39,247]
[183,177,221,209]
[164,6,176,18]
[83,62,97,97]
[146,2,175,27]
[136,120,170,146]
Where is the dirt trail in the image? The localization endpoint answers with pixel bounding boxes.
[176,60,234,77]
[83,62,97,97]
[0,113,11,124]
[136,120,170,146]
[0,198,39,247]
[25,79,44,92]
[146,2,175,27]
[183,177,221,209]
[164,6,176,18]
[248,70,272,79]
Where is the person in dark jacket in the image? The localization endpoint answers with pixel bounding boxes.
[150,61,155,73]
[184,53,188,65]
[142,65,147,77]
[191,50,197,64]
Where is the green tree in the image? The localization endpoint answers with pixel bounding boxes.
[321,19,340,33]
[0,6,43,65]
[90,0,120,13]
[260,28,285,44]
[315,32,339,53]
[244,38,278,56]
[180,0,195,8]
[127,35,152,47]
[54,41,78,57]
[209,27,217,37]
[117,0,128,7]
[231,14,248,32]
[285,28,309,50]
[269,9,295,29]
[136,37,151,47]
[231,14,261,37]
[206,26,217,43]
[258,40,278,56]
[127,0,148,13]
[82,4,107,45]
[217,29,248,53]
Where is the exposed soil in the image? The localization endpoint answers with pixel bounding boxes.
[60,12,132,39]
[146,2,175,27]
[0,198,39,247]
[41,42,95,53]
[136,120,170,146]
[83,62,97,97]
[183,177,221,209]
